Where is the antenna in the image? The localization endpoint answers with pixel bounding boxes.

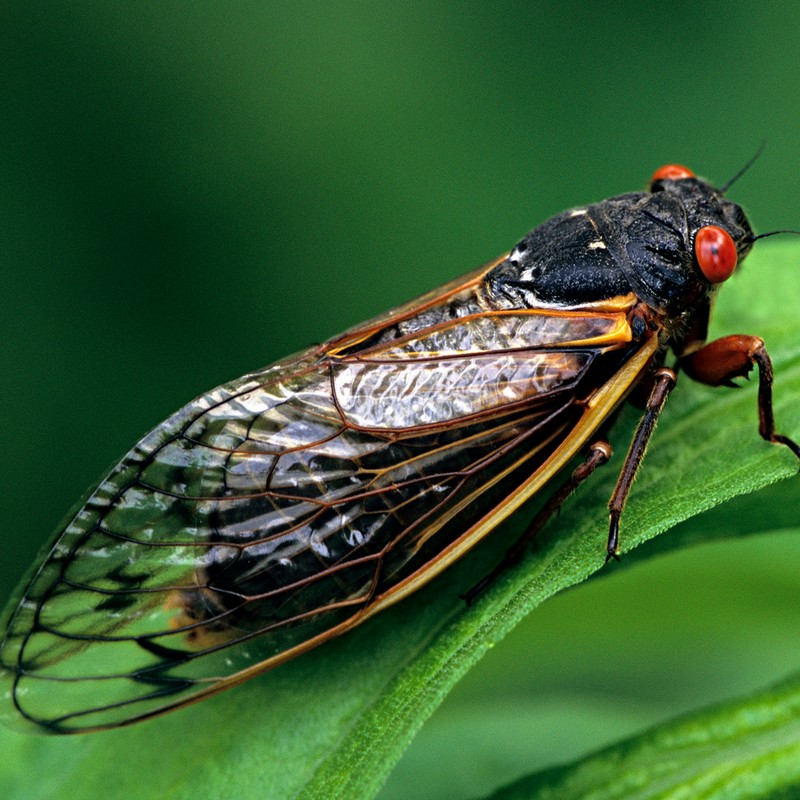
[744,229,800,243]
[719,142,766,194]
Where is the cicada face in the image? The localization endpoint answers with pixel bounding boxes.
[1,165,795,733]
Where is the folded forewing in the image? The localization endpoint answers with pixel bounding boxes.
[0,291,639,732]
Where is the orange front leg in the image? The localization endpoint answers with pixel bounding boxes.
[681,334,800,459]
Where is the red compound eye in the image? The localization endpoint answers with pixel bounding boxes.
[694,225,737,283]
[650,164,695,185]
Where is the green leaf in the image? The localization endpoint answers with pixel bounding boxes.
[0,243,798,800]
[483,672,800,800]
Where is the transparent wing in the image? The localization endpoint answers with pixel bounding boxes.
[0,285,637,732]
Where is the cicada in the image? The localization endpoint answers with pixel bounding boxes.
[2,164,798,734]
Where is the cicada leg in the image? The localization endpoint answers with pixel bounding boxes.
[681,334,800,459]
[464,440,612,604]
[606,367,677,561]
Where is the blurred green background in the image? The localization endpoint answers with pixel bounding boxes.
[1,2,799,798]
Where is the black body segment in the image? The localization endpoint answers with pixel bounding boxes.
[488,178,753,312]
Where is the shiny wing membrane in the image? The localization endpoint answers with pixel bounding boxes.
[0,263,650,732]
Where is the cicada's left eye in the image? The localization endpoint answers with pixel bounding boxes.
[694,225,738,283]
